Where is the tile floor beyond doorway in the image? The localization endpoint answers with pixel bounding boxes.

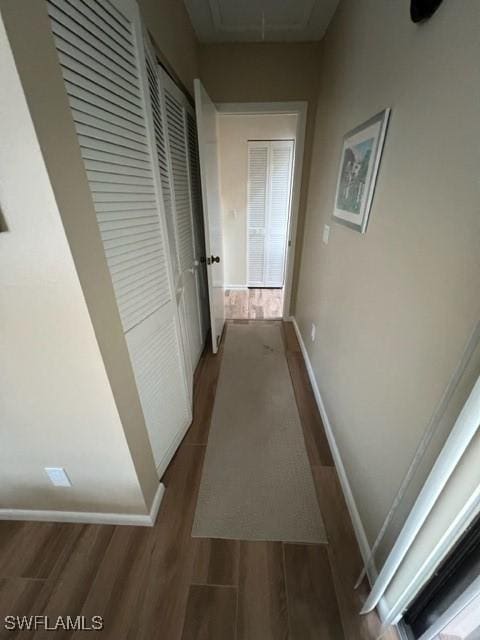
[225,288,284,320]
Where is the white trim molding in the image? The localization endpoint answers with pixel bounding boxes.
[216,102,308,322]
[224,284,248,290]
[289,316,376,579]
[362,374,480,615]
[385,483,480,625]
[0,482,165,527]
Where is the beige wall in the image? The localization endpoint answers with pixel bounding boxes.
[199,42,321,312]
[0,12,151,514]
[0,1,160,514]
[295,0,480,546]
[138,0,199,96]
[218,114,297,286]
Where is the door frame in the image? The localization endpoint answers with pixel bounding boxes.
[216,101,307,320]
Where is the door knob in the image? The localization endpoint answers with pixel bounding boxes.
[210,255,220,264]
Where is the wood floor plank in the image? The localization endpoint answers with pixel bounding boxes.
[281,321,301,353]
[0,522,82,580]
[0,578,45,630]
[181,585,237,640]
[237,542,288,640]
[283,543,344,640]
[31,525,115,640]
[286,350,334,467]
[184,349,223,446]
[191,539,240,587]
[313,466,399,640]
[72,525,155,639]
[132,445,206,640]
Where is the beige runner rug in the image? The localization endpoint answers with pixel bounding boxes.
[192,322,326,543]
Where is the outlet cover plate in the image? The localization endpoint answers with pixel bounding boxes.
[45,467,72,487]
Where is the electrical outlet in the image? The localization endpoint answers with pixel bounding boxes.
[322,224,330,245]
[45,467,72,487]
[311,323,316,342]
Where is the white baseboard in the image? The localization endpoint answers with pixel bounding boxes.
[289,316,377,581]
[0,482,165,527]
[224,284,248,290]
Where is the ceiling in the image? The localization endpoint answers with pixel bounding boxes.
[184,0,340,43]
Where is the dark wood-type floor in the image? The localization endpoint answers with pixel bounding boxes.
[0,321,399,639]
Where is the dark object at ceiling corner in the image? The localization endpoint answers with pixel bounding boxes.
[410,0,444,23]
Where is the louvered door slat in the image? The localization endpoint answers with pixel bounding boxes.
[85,159,151,178]
[67,86,144,128]
[75,122,147,151]
[57,50,139,104]
[86,170,152,186]
[49,0,136,68]
[84,0,130,31]
[49,8,137,82]
[81,148,150,170]
[53,35,139,93]
[78,136,150,163]
[69,0,132,47]
[73,109,147,145]
[97,209,157,223]
[72,105,145,142]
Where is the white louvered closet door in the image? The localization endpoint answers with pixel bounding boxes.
[47,0,191,477]
[143,41,194,399]
[157,68,204,382]
[247,143,269,286]
[265,141,294,286]
[247,140,294,288]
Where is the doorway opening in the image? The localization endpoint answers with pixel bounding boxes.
[216,102,307,321]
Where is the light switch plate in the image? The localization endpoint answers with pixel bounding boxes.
[311,323,316,342]
[322,224,330,245]
[45,467,72,487]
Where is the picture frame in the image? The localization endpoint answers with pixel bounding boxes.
[333,108,391,233]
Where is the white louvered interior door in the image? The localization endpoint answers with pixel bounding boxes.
[157,68,204,381]
[143,41,194,397]
[265,141,294,287]
[194,79,225,354]
[247,140,294,288]
[47,0,191,477]
[247,143,269,286]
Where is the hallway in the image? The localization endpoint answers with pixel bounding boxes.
[0,322,398,639]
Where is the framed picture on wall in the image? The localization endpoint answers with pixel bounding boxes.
[333,108,391,233]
